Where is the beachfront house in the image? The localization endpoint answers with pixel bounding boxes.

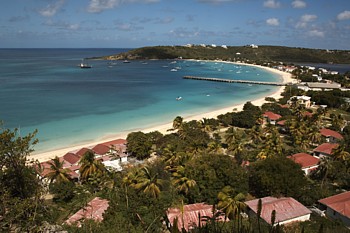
[318,191,350,227]
[297,82,341,92]
[288,153,320,175]
[320,128,344,143]
[166,203,225,232]
[245,197,311,226]
[263,111,282,125]
[65,197,109,227]
[313,143,339,158]
[287,95,312,108]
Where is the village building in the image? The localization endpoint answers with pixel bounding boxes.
[263,111,282,125]
[65,197,109,227]
[288,153,320,175]
[166,203,225,232]
[313,143,339,158]
[320,128,344,143]
[318,191,350,227]
[287,95,312,108]
[297,82,341,92]
[245,197,311,226]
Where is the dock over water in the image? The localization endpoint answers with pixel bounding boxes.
[183,76,290,86]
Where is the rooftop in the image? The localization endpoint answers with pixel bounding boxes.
[313,143,339,155]
[319,191,350,218]
[320,128,343,140]
[263,111,282,121]
[245,197,311,225]
[288,153,319,168]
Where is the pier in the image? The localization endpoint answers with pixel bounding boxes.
[183,76,291,86]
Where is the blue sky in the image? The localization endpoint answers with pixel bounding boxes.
[1,0,350,49]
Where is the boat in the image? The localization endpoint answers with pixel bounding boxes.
[176,96,182,101]
[170,68,178,72]
[80,59,92,68]
[123,60,130,63]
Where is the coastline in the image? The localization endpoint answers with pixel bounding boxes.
[29,63,293,162]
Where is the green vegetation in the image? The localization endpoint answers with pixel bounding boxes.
[96,45,350,64]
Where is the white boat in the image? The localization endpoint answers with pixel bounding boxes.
[176,96,182,101]
[123,60,130,63]
[170,68,178,72]
[80,59,92,68]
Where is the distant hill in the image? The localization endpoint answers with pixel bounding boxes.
[94,45,350,64]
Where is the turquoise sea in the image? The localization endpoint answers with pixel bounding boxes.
[0,48,282,153]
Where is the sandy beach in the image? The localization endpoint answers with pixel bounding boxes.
[29,62,294,162]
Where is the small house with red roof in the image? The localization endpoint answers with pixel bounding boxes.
[245,197,311,226]
[318,191,350,227]
[166,203,225,232]
[65,197,109,227]
[92,144,111,157]
[288,153,320,175]
[63,152,81,165]
[320,128,343,143]
[76,148,92,157]
[313,143,339,158]
[263,111,282,125]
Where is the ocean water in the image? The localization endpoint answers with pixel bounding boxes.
[0,49,281,153]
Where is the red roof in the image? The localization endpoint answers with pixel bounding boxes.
[167,203,225,232]
[102,139,127,147]
[76,148,92,157]
[319,191,350,218]
[277,120,286,126]
[63,152,81,165]
[313,143,338,155]
[92,144,110,155]
[65,197,109,226]
[245,197,311,225]
[263,111,282,121]
[320,128,343,140]
[288,153,319,168]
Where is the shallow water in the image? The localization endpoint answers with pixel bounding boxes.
[0,49,281,152]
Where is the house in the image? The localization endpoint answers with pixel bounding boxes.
[318,191,350,227]
[62,152,81,165]
[245,197,311,226]
[65,197,109,227]
[92,144,111,157]
[166,203,225,232]
[320,128,343,143]
[288,153,319,175]
[287,96,312,108]
[313,143,339,158]
[263,111,282,125]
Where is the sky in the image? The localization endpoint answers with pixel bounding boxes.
[1,0,350,49]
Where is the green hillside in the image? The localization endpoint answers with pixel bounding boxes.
[95,45,350,64]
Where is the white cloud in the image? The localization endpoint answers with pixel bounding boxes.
[337,11,350,21]
[263,0,281,9]
[291,0,306,9]
[308,29,324,38]
[296,14,317,28]
[266,18,279,26]
[87,0,159,13]
[38,0,65,17]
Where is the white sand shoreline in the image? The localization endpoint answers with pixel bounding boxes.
[29,62,294,162]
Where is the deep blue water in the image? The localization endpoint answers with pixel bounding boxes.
[0,49,281,153]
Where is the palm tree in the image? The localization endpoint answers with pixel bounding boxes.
[225,127,239,145]
[332,142,350,161]
[172,165,196,195]
[199,118,214,133]
[45,156,71,183]
[217,186,246,232]
[173,116,183,130]
[79,150,106,182]
[308,126,322,146]
[134,166,164,199]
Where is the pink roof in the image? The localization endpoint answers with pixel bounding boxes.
[92,144,110,155]
[288,153,319,168]
[320,128,343,140]
[245,197,311,225]
[277,120,286,126]
[102,139,127,147]
[319,191,350,218]
[313,143,338,155]
[63,152,81,165]
[76,148,92,157]
[263,111,282,121]
[65,197,109,226]
[167,203,225,232]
